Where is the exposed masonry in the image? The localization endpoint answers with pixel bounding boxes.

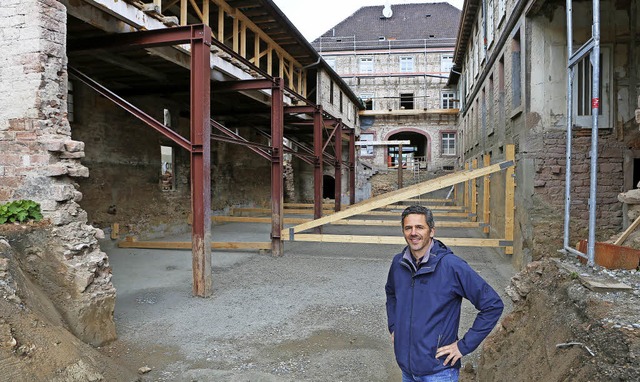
[0,0,115,345]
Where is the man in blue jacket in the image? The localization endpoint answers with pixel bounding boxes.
[385,205,504,382]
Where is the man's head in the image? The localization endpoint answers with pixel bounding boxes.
[401,205,435,259]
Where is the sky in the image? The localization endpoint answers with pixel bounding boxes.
[272,0,465,42]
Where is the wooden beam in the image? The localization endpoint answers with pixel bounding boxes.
[232,207,334,215]
[212,216,310,224]
[463,162,469,211]
[403,198,454,204]
[382,204,466,211]
[354,140,411,146]
[284,202,334,208]
[331,219,483,228]
[110,223,119,240]
[483,153,491,234]
[281,233,511,248]
[283,159,514,235]
[504,145,515,255]
[471,158,477,222]
[118,240,271,250]
[614,214,640,245]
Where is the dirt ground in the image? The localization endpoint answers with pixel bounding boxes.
[93,219,515,382]
[2,172,638,381]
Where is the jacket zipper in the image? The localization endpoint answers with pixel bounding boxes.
[409,271,415,374]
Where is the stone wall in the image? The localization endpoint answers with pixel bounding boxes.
[0,0,115,345]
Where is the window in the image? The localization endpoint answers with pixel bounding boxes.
[400,56,414,72]
[511,31,522,108]
[67,81,74,122]
[442,133,456,155]
[400,93,414,110]
[329,80,334,104]
[359,57,374,73]
[160,146,175,191]
[339,92,343,113]
[441,91,456,109]
[487,0,495,46]
[498,0,506,25]
[360,93,374,110]
[488,75,494,134]
[359,133,374,156]
[325,57,336,70]
[441,54,453,73]
[573,47,611,128]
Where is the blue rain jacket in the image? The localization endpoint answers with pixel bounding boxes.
[385,239,504,376]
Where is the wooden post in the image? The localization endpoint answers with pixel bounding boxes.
[110,223,119,240]
[483,153,491,234]
[471,158,477,222]
[180,0,187,25]
[398,143,403,189]
[463,162,469,211]
[505,144,515,255]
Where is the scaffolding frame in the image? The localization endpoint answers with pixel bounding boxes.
[562,0,601,266]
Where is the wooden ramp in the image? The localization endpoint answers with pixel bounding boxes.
[283,145,516,252]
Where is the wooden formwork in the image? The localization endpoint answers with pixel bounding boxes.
[283,145,516,253]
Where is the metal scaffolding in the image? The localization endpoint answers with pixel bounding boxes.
[562,0,601,266]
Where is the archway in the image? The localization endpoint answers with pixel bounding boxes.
[386,130,429,167]
[323,175,335,200]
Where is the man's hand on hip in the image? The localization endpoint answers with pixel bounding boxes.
[436,341,462,366]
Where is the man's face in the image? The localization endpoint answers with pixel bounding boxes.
[402,213,434,256]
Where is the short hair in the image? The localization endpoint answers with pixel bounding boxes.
[401,205,435,229]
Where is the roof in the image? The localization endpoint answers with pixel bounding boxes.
[223,0,363,108]
[311,2,461,51]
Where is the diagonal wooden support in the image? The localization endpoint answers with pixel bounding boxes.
[283,158,514,237]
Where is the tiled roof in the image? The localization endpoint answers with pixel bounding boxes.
[311,2,461,51]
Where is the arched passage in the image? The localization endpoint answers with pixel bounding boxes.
[386,130,430,167]
[323,175,335,200]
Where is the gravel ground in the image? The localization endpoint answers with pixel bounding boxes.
[99,219,516,381]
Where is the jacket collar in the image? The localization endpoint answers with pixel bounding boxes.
[400,239,450,275]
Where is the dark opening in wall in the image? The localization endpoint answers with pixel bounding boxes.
[323,175,335,199]
[400,93,414,109]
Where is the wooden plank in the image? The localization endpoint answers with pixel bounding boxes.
[283,159,514,235]
[381,204,466,211]
[118,240,270,250]
[471,158,478,222]
[281,233,509,247]
[232,207,334,215]
[354,140,411,146]
[110,223,119,240]
[180,0,187,25]
[483,153,491,234]
[202,0,209,24]
[463,162,469,211]
[217,6,224,41]
[213,216,310,224]
[331,219,482,228]
[614,214,640,245]
[504,145,515,255]
[404,198,454,204]
[284,202,334,208]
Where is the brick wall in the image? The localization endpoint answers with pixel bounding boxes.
[0,0,116,346]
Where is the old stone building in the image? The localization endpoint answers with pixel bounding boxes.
[450,0,640,268]
[0,0,361,348]
[311,3,461,172]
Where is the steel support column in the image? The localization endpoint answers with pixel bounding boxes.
[349,129,356,205]
[190,26,212,297]
[271,78,284,256]
[313,107,324,231]
[334,122,343,212]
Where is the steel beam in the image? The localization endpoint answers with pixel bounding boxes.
[190,26,212,297]
[313,107,324,231]
[210,119,271,160]
[68,66,191,152]
[271,78,285,256]
[68,24,208,52]
[213,79,277,92]
[349,129,355,205]
[334,122,343,212]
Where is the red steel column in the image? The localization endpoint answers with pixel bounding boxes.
[334,122,342,212]
[313,107,323,231]
[190,26,212,297]
[271,78,284,256]
[349,129,356,205]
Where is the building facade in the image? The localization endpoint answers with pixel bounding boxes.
[450,0,640,268]
[312,3,461,172]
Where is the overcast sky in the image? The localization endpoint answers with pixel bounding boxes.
[272,0,465,42]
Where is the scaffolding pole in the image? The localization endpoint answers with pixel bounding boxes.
[563,0,600,267]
